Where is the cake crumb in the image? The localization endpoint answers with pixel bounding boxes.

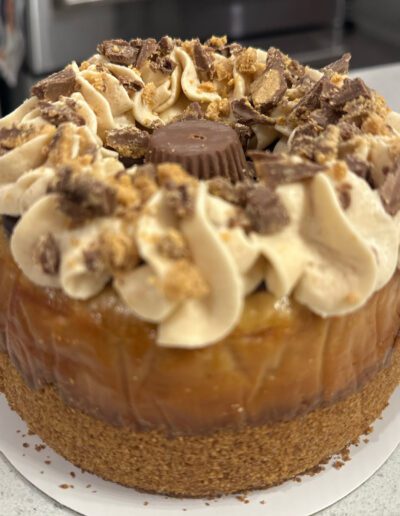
[333,460,345,470]
[59,484,71,490]
[86,484,92,489]
[70,471,76,478]
[260,500,266,504]
[364,438,370,444]
[22,442,29,448]
[45,460,51,465]
[236,494,250,504]
[35,444,46,452]
[143,501,149,506]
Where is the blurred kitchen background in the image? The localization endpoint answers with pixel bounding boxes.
[0,0,399,115]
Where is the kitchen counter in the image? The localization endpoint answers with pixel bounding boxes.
[1,62,400,516]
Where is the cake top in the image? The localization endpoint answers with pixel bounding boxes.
[1,36,400,348]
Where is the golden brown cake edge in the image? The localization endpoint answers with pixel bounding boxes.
[1,343,399,497]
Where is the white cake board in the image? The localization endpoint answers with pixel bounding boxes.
[0,388,399,516]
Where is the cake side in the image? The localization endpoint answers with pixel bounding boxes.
[1,343,399,497]
[1,226,399,435]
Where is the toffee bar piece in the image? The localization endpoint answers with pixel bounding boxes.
[146,120,249,182]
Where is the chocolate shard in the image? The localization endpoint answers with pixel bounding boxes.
[39,100,85,127]
[249,151,324,187]
[322,53,352,75]
[105,127,150,159]
[242,184,290,235]
[309,106,340,128]
[135,38,158,69]
[328,78,371,110]
[50,166,117,219]
[379,162,400,215]
[97,39,138,66]
[193,40,215,79]
[115,75,143,93]
[0,126,24,153]
[231,98,274,126]
[250,67,287,113]
[158,35,174,55]
[34,233,60,275]
[164,182,196,218]
[219,42,242,58]
[173,102,204,122]
[265,47,286,73]
[291,76,333,120]
[344,155,370,180]
[337,121,362,140]
[150,55,176,75]
[31,66,77,102]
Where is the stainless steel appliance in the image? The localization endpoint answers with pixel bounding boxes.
[9,0,345,111]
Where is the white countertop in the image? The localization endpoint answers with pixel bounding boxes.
[1,62,400,516]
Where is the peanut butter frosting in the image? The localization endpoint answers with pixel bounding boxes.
[1,37,400,348]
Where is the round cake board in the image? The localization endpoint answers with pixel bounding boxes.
[0,388,399,516]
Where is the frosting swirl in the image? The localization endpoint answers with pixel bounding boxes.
[1,36,400,348]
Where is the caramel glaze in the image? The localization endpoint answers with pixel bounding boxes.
[0,227,399,436]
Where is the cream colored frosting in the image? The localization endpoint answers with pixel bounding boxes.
[2,39,400,348]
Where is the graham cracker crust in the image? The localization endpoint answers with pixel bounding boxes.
[1,344,399,497]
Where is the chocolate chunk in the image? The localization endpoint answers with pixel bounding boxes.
[242,184,290,235]
[105,127,150,159]
[158,36,174,55]
[97,39,138,66]
[135,38,158,69]
[265,47,286,73]
[39,100,85,127]
[0,126,24,153]
[150,56,176,75]
[289,122,321,159]
[219,42,242,58]
[164,182,195,218]
[231,98,274,126]
[51,166,117,219]
[336,183,352,210]
[31,66,77,102]
[309,106,340,128]
[147,120,249,182]
[338,122,361,140]
[249,151,324,187]
[328,78,371,110]
[344,155,370,180]
[34,233,60,275]
[250,68,287,113]
[193,40,214,79]
[173,102,204,122]
[115,75,143,93]
[379,162,400,215]
[292,76,333,120]
[322,53,352,75]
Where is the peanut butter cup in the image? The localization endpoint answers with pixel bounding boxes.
[146,120,249,182]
